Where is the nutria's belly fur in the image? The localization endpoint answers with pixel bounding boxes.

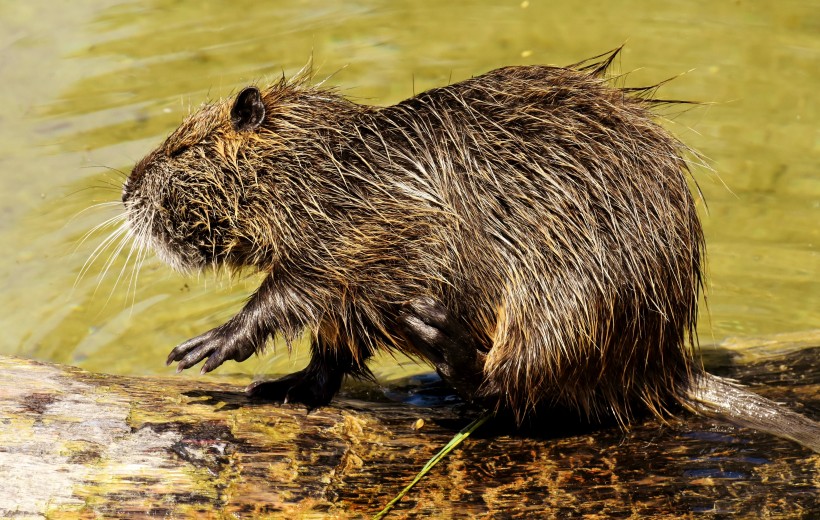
[120,50,820,451]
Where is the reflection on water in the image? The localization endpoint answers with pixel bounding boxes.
[0,0,817,379]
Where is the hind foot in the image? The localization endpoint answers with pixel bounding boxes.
[246,368,343,409]
[398,297,485,401]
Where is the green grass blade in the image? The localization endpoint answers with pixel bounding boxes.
[372,412,493,520]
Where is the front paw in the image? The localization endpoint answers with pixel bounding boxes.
[166,321,260,374]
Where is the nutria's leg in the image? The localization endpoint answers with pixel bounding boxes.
[246,337,359,408]
[398,297,485,402]
[166,273,311,374]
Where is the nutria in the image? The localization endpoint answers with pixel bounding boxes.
[121,49,818,451]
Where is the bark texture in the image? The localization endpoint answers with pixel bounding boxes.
[1,331,818,519]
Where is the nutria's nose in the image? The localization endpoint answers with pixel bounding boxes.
[121,179,131,203]
[124,153,153,203]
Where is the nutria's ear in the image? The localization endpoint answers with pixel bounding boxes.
[230,86,265,132]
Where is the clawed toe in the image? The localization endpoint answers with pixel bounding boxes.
[166,322,259,374]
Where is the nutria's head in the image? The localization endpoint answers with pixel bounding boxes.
[122,83,316,273]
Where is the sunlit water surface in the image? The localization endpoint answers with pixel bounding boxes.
[0,1,817,384]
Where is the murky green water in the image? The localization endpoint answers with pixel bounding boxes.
[0,1,817,382]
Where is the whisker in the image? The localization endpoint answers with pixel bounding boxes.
[93,181,125,191]
[64,185,120,199]
[95,226,132,297]
[128,240,150,311]
[73,211,125,247]
[70,200,121,219]
[111,227,142,304]
[76,222,129,286]
[81,164,130,179]
[125,220,148,302]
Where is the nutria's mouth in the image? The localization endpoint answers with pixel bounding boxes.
[148,231,207,274]
[124,200,206,274]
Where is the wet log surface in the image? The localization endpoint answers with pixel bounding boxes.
[1,332,818,519]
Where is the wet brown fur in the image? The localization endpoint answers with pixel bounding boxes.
[121,50,819,450]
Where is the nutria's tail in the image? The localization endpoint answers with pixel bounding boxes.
[684,372,820,453]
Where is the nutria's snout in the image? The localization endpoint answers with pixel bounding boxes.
[119,154,211,273]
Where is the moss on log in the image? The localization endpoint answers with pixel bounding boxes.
[1,332,818,518]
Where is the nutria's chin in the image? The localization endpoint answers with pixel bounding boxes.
[121,48,819,452]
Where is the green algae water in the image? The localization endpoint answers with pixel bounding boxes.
[0,0,817,381]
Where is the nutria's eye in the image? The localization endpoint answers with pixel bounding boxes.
[231,86,265,132]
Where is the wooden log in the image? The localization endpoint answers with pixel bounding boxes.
[1,332,818,519]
